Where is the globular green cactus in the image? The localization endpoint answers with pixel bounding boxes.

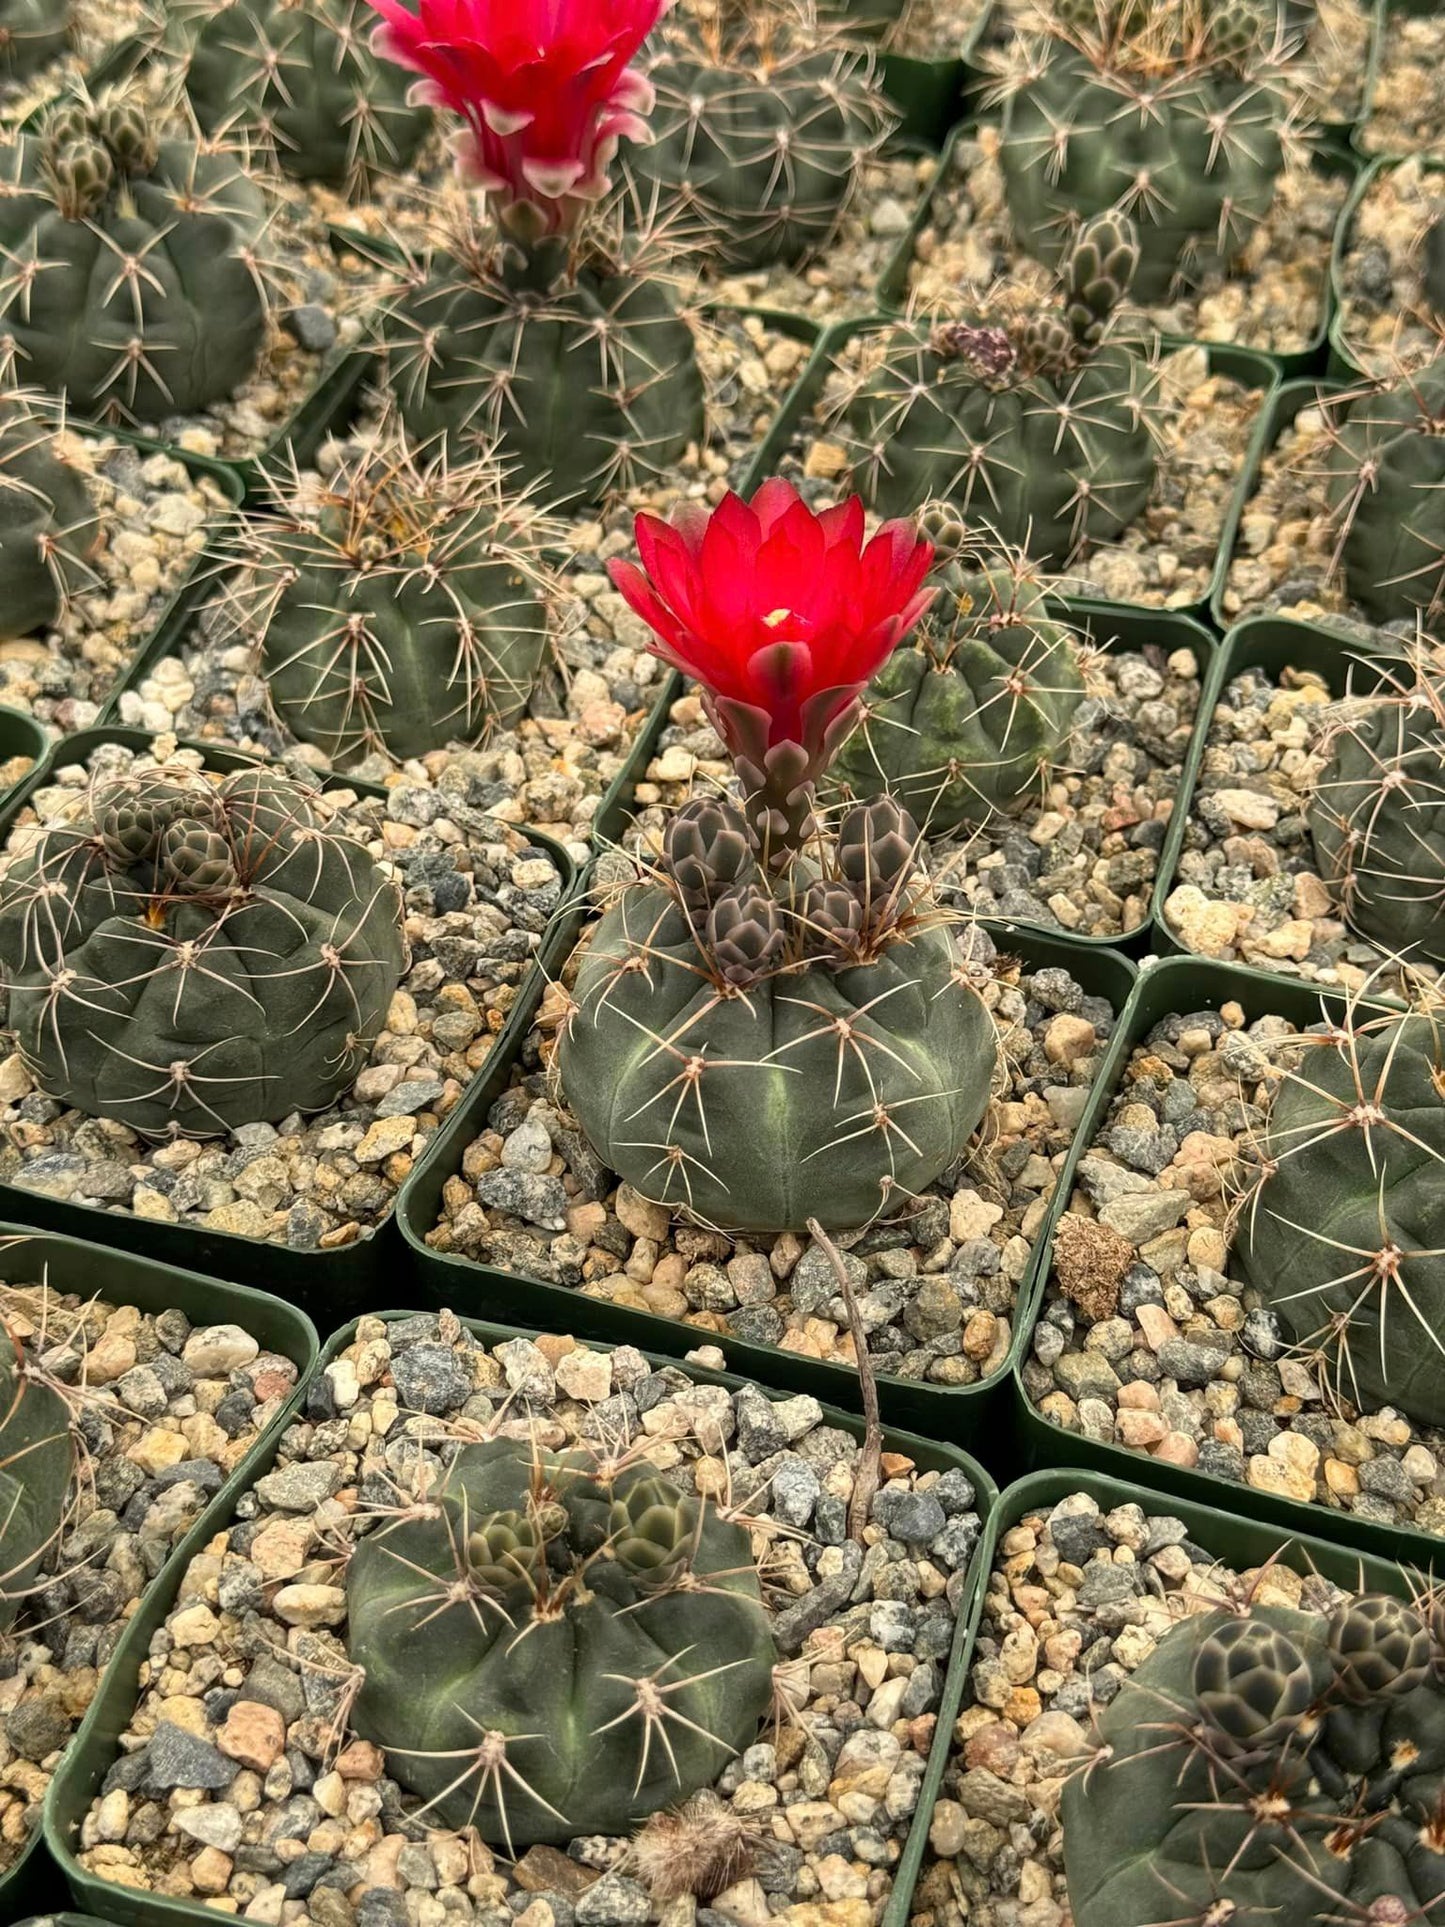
[840,214,1159,568]
[994,0,1294,304]
[0,392,100,645]
[624,5,890,272]
[163,0,431,188]
[227,430,555,766]
[0,96,271,424]
[383,218,705,510]
[0,762,407,1135]
[558,793,997,1233]
[1063,1589,1445,1927]
[0,0,69,80]
[0,1317,73,1635]
[1323,362,1445,627]
[1237,1008,1445,1426]
[1306,648,1445,967]
[346,1436,776,1847]
[830,506,1086,829]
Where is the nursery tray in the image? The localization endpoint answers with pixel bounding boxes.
[1355,0,1442,162]
[395,862,1138,1438]
[46,1308,1000,1927]
[1326,151,1444,377]
[0,1225,317,1921]
[757,316,1280,629]
[1150,613,1412,962]
[0,727,577,1324]
[1007,949,1445,1569]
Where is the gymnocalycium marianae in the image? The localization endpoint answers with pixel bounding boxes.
[839,213,1160,567]
[1306,645,1445,968]
[162,0,431,188]
[830,503,1087,830]
[0,1314,73,1636]
[346,1435,775,1846]
[1236,1003,1445,1427]
[223,427,557,766]
[366,0,705,509]
[622,0,891,273]
[557,480,1000,1234]
[0,761,406,1136]
[0,392,100,646]
[0,0,70,80]
[0,93,271,424]
[1063,1582,1445,1927]
[1323,359,1445,627]
[992,0,1298,305]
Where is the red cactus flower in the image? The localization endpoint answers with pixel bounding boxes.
[367,0,663,231]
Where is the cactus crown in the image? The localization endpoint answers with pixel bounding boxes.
[224,426,559,764]
[346,1434,776,1847]
[1062,1580,1445,1927]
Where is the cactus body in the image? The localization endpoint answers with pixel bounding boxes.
[0,0,68,80]
[1064,1594,1445,1927]
[0,1325,72,1634]
[0,394,99,643]
[172,0,431,188]
[1239,1011,1445,1427]
[831,527,1085,827]
[1323,364,1445,627]
[385,233,703,510]
[346,1437,775,1846]
[0,763,406,1136]
[0,101,269,423]
[998,0,1289,303]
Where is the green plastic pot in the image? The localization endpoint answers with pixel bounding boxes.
[0,705,47,807]
[45,1306,999,1927]
[0,726,576,1322]
[760,316,1280,628]
[395,858,1137,1437]
[1327,151,1444,377]
[1007,948,1445,1568]
[0,1224,318,1921]
[1151,613,1411,962]
[1355,0,1440,162]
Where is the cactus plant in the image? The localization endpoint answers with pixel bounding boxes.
[1323,361,1445,626]
[558,480,1000,1234]
[346,1436,776,1846]
[0,0,69,80]
[0,1316,73,1635]
[992,0,1296,304]
[0,392,100,645]
[163,0,431,188]
[839,213,1160,568]
[226,429,556,765]
[623,2,891,273]
[0,762,407,1136]
[367,0,705,510]
[1306,646,1445,968]
[1237,1006,1445,1427]
[1063,1586,1445,1927]
[0,95,271,424]
[829,506,1087,829]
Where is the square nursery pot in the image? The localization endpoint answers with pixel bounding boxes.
[1355,0,1442,161]
[756,317,1280,627]
[1007,948,1445,1572]
[43,1308,1000,1927]
[1327,151,1445,377]
[0,726,577,1326]
[393,863,1138,1440]
[0,706,49,809]
[870,0,998,153]
[1149,612,1410,962]
[0,1225,318,1922]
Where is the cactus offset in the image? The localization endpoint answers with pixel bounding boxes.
[839,214,1160,567]
[830,507,1086,829]
[0,1315,73,1635]
[0,96,271,423]
[992,0,1297,304]
[1323,360,1445,626]
[0,392,100,644]
[227,429,556,765]
[346,1436,775,1846]
[162,0,431,189]
[1236,1006,1445,1426]
[623,2,891,272]
[0,0,69,80]
[0,762,406,1135]
[1063,1586,1445,1927]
